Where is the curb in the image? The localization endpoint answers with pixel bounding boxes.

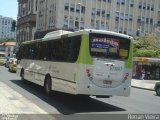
[131,86,154,91]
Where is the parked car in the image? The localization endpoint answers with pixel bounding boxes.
[154,82,160,96]
[8,58,17,72]
[0,52,6,65]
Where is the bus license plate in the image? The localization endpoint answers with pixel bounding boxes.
[103,80,112,84]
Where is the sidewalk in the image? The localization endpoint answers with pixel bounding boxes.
[131,79,159,91]
[0,81,48,114]
[0,81,57,119]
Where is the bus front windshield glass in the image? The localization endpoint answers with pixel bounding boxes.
[90,33,130,60]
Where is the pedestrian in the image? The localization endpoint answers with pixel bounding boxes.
[141,69,145,80]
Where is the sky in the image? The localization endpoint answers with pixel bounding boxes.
[0,0,18,20]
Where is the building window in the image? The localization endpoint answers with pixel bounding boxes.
[81,6,85,13]
[147,5,150,10]
[92,8,96,15]
[146,18,149,24]
[5,20,8,25]
[151,7,154,11]
[124,31,127,34]
[70,4,75,12]
[102,10,105,16]
[28,0,31,11]
[151,4,154,11]
[97,9,100,16]
[143,3,146,9]
[115,17,119,21]
[106,13,110,18]
[129,18,133,21]
[108,0,111,3]
[35,0,38,12]
[2,20,4,25]
[117,0,120,5]
[157,21,160,26]
[150,19,153,24]
[64,3,69,11]
[121,0,125,5]
[130,4,134,7]
[139,2,142,9]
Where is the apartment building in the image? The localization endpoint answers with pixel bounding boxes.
[35,0,160,39]
[16,0,38,46]
[0,15,16,39]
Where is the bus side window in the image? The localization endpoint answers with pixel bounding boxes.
[41,42,47,60]
[68,36,81,62]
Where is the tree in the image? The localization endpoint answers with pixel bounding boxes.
[134,34,160,58]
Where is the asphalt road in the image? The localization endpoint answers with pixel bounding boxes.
[0,66,160,119]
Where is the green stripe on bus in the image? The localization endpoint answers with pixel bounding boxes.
[76,34,93,64]
[125,41,133,69]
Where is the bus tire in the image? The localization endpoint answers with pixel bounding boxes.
[44,76,52,95]
[156,86,160,96]
[20,69,25,82]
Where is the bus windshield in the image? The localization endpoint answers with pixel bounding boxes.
[90,33,130,60]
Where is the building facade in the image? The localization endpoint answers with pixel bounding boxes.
[0,42,16,57]
[16,0,38,46]
[35,0,160,39]
[0,15,16,39]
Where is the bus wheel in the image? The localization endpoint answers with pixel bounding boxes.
[21,70,25,82]
[156,86,160,96]
[44,77,52,95]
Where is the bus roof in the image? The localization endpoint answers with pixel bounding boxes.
[21,29,133,45]
[43,30,73,39]
[69,29,133,39]
[43,29,133,41]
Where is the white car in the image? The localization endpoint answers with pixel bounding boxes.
[5,58,15,68]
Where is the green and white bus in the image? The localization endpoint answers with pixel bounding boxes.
[17,29,133,98]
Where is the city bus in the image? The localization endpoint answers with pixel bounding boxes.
[16,29,133,98]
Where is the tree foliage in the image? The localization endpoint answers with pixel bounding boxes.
[0,38,16,44]
[134,34,160,58]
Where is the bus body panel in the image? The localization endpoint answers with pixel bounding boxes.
[92,58,125,88]
[76,63,132,96]
[17,29,133,97]
[77,82,131,96]
[17,60,132,96]
[17,60,78,94]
